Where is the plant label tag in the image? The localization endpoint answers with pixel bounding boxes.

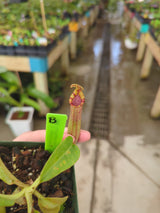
[140,24,149,33]
[85,11,90,17]
[82,20,87,26]
[69,22,79,32]
[45,113,68,152]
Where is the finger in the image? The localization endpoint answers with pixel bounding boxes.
[13,129,91,143]
[64,128,91,143]
[77,129,91,143]
[13,130,74,142]
[13,130,46,142]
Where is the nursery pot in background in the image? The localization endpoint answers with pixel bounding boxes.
[124,37,138,49]
[5,106,34,137]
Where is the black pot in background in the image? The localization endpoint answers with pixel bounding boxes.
[25,46,39,56]
[135,12,150,24]
[62,25,69,34]
[0,39,58,57]
[63,11,71,19]
[10,0,28,3]
[59,32,69,41]
[73,11,80,22]
[0,46,17,56]
[5,46,16,55]
[15,45,27,56]
[59,26,70,41]
[36,46,48,57]
[0,46,7,55]
[47,39,57,52]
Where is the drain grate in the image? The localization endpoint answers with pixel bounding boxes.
[89,24,110,139]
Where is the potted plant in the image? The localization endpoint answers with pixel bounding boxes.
[0,83,86,212]
[0,1,61,57]
[0,0,101,58]
[0,67,56,136]
[0,137,80,213]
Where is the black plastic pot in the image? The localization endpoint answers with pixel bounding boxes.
[36,46,49,57]
[0,141,79,213]
[0,45,24,56]
[0,46,7,55]
[59,30,70,41]
[63,11,72,19]
[0,46,16,55]
[15,45,27,56]
[47,39,57,52]
[10,0,28,3]
[73,12,80,22]
[62,25,69,34]
[5,46,16,55]
[25,46,39,56]
[0,38,58,57]
[135,12,150,24]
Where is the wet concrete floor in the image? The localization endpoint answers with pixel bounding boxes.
[110,23,160,146]
[1,15,160,213]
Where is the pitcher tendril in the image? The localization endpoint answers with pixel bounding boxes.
[68,84,85,143]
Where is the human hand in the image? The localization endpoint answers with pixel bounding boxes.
[13,127,91,143]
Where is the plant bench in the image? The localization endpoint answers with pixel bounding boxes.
[69,5,99,59]
[0,35,70,115]
[124,4,160,118]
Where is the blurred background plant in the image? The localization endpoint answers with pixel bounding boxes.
[0,66,56,112]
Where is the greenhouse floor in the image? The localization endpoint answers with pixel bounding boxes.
[1,16,160,213]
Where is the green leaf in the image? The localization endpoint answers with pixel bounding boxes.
[59,204,65,213]
[0,96,20,107]
[8,85,19,94]
[12,187,26,205]
[0,82,12,88]
[0,87,20,107]
[0,158,27,188]
[0,189,25,207]
[0,87,10,96]
[33,209,40,213]
[0,71,20,86]
[21,94,40,111]
[27,86,56,109]
[37,193,67,213]
[0,86,18,96]
[40,136,80,183]
[0,197,15,207]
